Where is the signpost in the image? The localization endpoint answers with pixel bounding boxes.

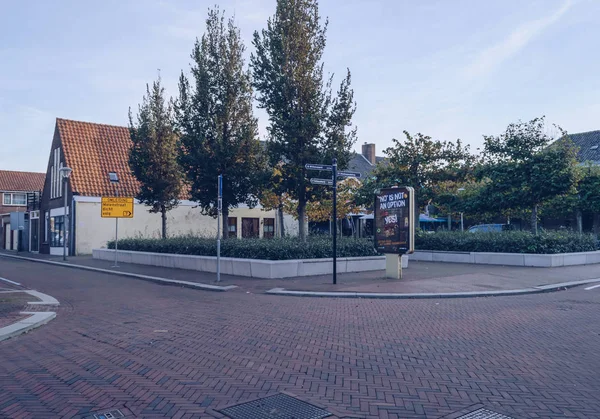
[101,196,134,267]
[217,174,223,283]
[305,160,361,285]
[374,186,415,279]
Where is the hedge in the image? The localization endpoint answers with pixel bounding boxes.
[108,235,378,260]
[107,230,598,260]
[415,230,598,254]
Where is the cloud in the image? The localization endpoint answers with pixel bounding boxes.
[464,0,573,79]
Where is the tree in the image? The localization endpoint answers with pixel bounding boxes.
[279,177,363,221]
[251,0,357,240]
[541,164,600,234]
[477,117,578,234]
[129,76,183,239]
[357,131,473,228]
[259,163,287,237]
[175,8,263,238]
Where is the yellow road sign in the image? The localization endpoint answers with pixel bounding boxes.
[101,197,134,218]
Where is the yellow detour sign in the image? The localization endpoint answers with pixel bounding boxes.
[101,197,134,218]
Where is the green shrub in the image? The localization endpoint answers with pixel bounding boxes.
[415,230,598,254]
[107,235,378,260]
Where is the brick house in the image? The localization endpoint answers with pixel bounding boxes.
[0,170,45,251]
[39,118,298,255]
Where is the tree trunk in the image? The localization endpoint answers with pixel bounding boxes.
[576,210,583,234]
[447,210,452,231]
[298,200,306,241]
[531,204,538,235]
[222,207,229,240]
[161,206,167,239]
[278,203,285,238]
[594,213,600,236]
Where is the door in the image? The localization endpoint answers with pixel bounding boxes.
[4,223,10,249]
[30,219,39,252]
[12,229,18,250]
[242,218,259,238]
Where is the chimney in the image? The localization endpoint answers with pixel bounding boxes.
[362,142,376,165]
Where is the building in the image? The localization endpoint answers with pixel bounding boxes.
[0,170,45,251]
[39,118,297,256]
[570,130,600,164]
[347,142,387,178]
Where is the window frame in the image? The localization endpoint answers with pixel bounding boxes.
[228,217,238,239]
[263,218,275,239]
[2,192,27,206]
[49,215,65,247]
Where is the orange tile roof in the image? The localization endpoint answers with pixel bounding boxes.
[57,118,140,197]
[0,170,45,192]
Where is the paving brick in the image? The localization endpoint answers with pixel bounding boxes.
[0,257,599,418]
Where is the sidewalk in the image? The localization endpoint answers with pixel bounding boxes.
[3,250,600,296]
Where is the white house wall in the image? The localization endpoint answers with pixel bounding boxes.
[74,201,298,255]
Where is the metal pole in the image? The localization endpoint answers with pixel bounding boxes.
[217,175,222,282]
[461,212,464,232]
[113,185,119,267]
[63,177,68,261]
[332,158,337,285]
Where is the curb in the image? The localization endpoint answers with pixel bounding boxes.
[265,278,600,299]
[0,253,237,292]
[25,290,60,306]
[0,311,57,342]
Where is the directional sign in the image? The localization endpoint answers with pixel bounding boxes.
[310,178,333,186]
[305,163,332,171]
[337,170,362,179]
[101,197,134,218]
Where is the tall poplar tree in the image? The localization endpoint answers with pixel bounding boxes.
[175,8,263,238]
[129,76,183,239]
[252,0,357,240]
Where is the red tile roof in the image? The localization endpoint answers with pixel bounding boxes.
[0,170,45,192]
[57,118,140,197]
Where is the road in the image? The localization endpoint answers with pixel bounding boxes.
[0,257,599,418]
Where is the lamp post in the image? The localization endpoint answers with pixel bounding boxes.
[457,188,465,232]
[108,172,119,267]
[59,167,72,261]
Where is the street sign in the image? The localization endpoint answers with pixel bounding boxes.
[305,163,332,171]
[337,171,362,179]
[310,178,333,186]
[374,187,415,254]
[101,197,134,218]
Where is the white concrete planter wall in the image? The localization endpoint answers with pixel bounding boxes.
[409,250,600,267]
[92,249,408,279]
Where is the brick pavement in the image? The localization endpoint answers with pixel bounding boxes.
[0,256,599,418]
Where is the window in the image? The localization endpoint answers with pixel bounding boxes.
[263,218,275,239]
[242,218,259,238]
[50,148,63,199]
[50,215,65,247]
[44,211,49,242]
[228,217,237,238]
[3,192,27,206]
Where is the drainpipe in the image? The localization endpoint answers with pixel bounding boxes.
[70,197,75,256]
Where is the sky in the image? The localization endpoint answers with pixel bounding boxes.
[1,0,599,172]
